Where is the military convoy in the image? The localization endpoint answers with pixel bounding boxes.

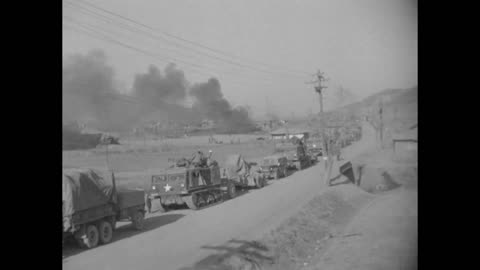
[260,155,289,179]
[63,126,362,250]
[148,153,234,212]
[62,168,146,249]
[223,154,267,189]
[148,152,268,212]
[306,138,324,162]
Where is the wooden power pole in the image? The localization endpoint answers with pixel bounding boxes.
[307,70,329,158]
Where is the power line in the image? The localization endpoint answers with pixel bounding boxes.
[64,1,206,63]
[63,20,283,89]
[69,0,310,79]
[74,0,310,76]
[62,9,295,86]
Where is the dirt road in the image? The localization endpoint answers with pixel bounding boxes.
[62,121,376,270]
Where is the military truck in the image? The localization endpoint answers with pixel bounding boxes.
[273,134,312,171]
[148,152,235,212]
[260,155,288,179]
[306,139,323,162]
[275,141,312,171]
[223,154,267,189]
[284,149,312,170]
[63,168,146,249]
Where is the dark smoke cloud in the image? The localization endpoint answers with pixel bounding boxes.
[132,63,201,125]
[63,50,114,122]
[190,78,256,133]
[63,50,143,131]
[133,63,187,104]
[63,50,255,133]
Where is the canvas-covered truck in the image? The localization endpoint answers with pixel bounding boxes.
[148,153,236,212]
[62,168,146,249]
[260,155,288,179]
[223,154,267,189]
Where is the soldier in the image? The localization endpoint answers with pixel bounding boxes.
[206,150,215,167]
[296,138,306,158]
[191,150,209,167]
[335,138,343,161]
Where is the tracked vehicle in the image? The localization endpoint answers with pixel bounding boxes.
[223,154,267,189]
[148,152,235,212]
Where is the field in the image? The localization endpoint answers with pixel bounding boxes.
[63,134,275,190]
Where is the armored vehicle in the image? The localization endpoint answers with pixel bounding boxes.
[148,152,235,212]
[62,168,146,249]
[223,154,267,189]
[260,155,288,179]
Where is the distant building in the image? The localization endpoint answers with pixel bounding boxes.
[392,127,417,163]
[270,127,311,141]
[200,119,215,129]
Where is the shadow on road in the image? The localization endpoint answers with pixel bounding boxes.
[62,213,185,259]
[179,239,275,270]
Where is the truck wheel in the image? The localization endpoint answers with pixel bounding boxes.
[78,224,99,249]
[227,181,236,199]
[131,211,145,230]
[273,169,279,180]
[260,176,267,187]
[99,221,113,244]
[255,176,264,188]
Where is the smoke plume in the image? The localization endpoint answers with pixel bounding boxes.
[190,78,256,133]
[62,50,143,131]
[133,64,187,105]
[132,64,201,125]
[63,50,256,133]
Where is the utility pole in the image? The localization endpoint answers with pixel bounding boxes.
[306,70,329,158]
[378,99,384,149]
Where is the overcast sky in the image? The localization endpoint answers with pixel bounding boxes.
[63,0,417,119]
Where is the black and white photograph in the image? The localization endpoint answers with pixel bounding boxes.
[62,0,418,269]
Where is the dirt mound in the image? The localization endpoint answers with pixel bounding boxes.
[260,185,373,269]
[182,185,374,270]
[354,166,400,193]
[348,148,417,193]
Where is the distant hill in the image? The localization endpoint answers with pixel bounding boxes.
[303,86,417,133]
[338,86,417,132]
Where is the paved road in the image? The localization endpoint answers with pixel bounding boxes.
[63,121,375,270]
